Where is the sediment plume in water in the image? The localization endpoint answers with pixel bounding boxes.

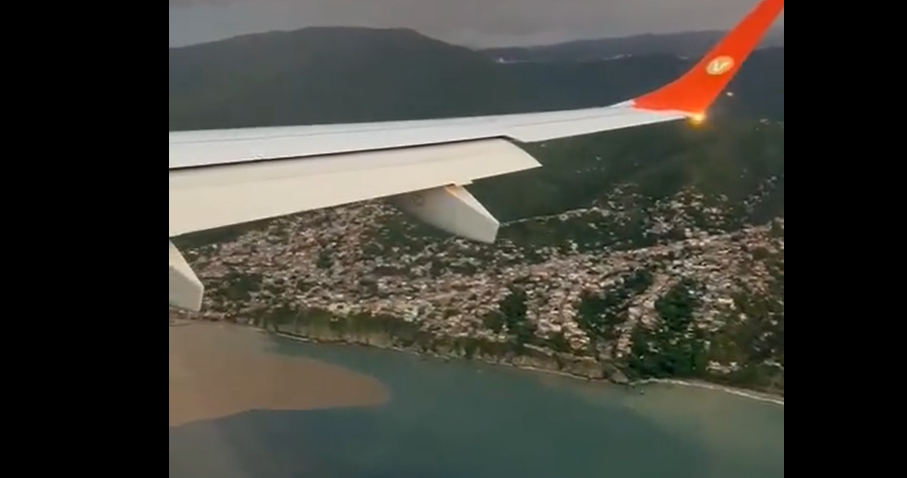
[169,321,390,427]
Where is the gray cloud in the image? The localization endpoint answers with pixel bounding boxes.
[169,0,783,48]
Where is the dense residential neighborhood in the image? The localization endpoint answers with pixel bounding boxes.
[178,179,784,394]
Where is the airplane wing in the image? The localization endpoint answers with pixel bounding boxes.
[169,0,784,311]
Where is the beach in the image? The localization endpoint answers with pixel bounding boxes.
[271,329,784,407]
[169,321,390,427]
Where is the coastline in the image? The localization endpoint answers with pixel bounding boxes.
[267,328,785,408]
[634,378,784,407]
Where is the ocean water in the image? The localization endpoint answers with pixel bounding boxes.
[169,337,784,478]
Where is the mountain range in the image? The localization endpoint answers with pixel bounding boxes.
[169,27,784,131]
[483,27,783,62]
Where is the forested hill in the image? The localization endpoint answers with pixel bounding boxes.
[482,27,783,62]
[169,27,784,131]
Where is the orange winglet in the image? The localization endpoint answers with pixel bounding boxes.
[632,0,784,119]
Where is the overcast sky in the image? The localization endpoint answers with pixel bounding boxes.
[169,0,784,48]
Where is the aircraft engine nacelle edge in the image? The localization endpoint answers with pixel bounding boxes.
[169,240,204,312]
[389,184,499,243]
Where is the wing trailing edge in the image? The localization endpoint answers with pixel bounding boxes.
[169,139,540,238]
[168,139,537,311]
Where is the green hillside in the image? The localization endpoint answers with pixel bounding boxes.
[169,28,784,131]
[169,28,527,130]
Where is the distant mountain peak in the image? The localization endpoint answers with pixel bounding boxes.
[171,26,444,53]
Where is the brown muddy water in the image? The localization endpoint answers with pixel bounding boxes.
[169,321,389,427]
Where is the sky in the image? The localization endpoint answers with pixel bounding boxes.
[168,0,784,48]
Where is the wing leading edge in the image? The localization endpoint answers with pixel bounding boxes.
[168,0,783,311]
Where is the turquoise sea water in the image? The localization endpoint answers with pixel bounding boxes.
[169,336,783,478]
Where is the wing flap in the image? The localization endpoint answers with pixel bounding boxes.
[168,138,540,237]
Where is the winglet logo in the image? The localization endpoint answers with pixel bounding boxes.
[706,56,735,76]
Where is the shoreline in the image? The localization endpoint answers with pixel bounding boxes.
[268,329,784,408]
[634,378,784,406]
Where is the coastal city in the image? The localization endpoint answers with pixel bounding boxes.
[179,183,784,387]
